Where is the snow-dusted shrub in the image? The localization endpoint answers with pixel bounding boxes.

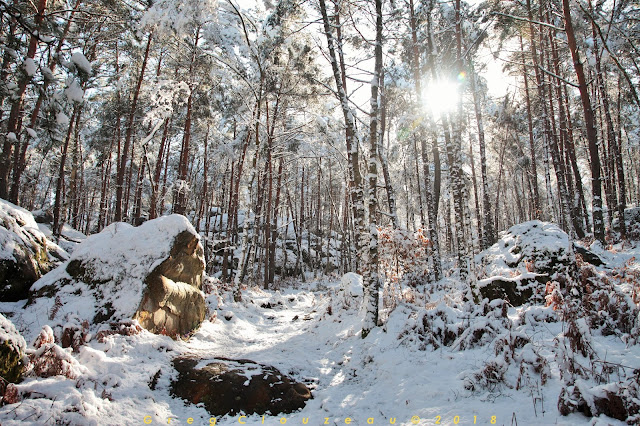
[94,321,143,343]
[399,299,510,351]
[463,361,508,394]
[576,257,640,343]
[463,332,549,396]
[331,273,363,312]
[60,315,90,352]
[25,326,86,380]
[378,227,432,287]
[518,304,558,324]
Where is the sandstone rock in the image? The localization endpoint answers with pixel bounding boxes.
[0,198,65,301]
[171,357,311,416]
[23,215,205,340]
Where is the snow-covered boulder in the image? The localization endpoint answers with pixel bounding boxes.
[25,215,206,340]
[0,313,26,383]
[0,198,66,301]
[476,221,573,305]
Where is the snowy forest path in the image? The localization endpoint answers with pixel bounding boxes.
[184,283,381,413]
[188,286,335,371]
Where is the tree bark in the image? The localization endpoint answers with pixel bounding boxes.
[114,32,152,222]
[562,0,605,243]
[1,0,48,199]
[362,0,383,339]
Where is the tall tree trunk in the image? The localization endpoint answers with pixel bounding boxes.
[362,0,383,339]
[1,0,48,199]
[469,139,482,253]
[318,0,365,270]
[10,0,82,203]
[269,158,284,286]
[410,0,442,279]
[53,106,80,236]
[115,32,152,222]
[174,24,200,217]
[378,68,399,228]
[452,0,471,290]
[562,0,605,243]
[469,63,494,248]
[149,117,171,219]
[519,34,541,220]
[591,17,626,238]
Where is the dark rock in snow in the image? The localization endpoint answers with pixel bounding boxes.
[0,198,66,301]
[23,215,205,341]
[478,276,537,306]
[31,209,53,224]
[171,357,311,416]
[558,382,630,421]
[573,243,603,266]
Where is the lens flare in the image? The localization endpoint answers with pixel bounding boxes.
[422,79,460,117]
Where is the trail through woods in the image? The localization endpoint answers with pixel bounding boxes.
[3,252,639,425]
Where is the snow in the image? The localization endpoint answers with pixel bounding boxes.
[64,80,85,102]
[56,112,70,126]
[4,276,632,425]
[1,219,639,425]
[0,313,26,354]
[70,51,92,75]
[23,58,36,76]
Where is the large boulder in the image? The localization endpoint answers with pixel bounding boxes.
[476,221,572,305]
[0,313,26,383]
[171,357,312,416]
[0,199,66,301]
[24,215,206,340]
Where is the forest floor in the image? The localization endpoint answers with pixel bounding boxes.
[3,238,639,426]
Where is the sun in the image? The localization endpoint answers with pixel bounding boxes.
[422,79,460,117]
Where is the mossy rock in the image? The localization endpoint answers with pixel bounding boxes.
[0,340,23,383]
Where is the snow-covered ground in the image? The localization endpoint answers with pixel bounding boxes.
[1,271,637,425]
[1,225,639,425]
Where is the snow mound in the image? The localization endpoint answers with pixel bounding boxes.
[477,220,572,280]
[0,314,26,355]
[340,272,363,297]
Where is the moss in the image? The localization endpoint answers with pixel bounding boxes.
[0,341,23,383]
[66,259,87,280]
[65,260,108,288]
